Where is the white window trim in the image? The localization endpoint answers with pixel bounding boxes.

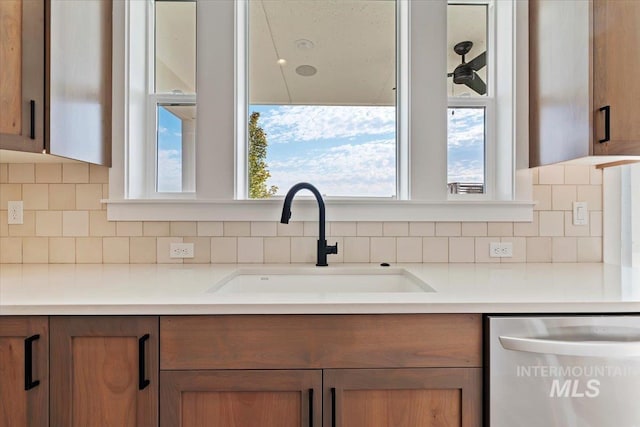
[447,0,496,201]
[148,94,197,195]
[108,0,533,222]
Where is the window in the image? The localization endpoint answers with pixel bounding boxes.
[151,0,196,194]
[110,0,532,221]
[447,2,491,197]
[247,1,397,198]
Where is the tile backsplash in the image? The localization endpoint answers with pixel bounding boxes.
[0,163,603,264]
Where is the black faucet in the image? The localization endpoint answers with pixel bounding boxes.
[280,182,338,266]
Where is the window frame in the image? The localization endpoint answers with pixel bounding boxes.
[446,0,495,201]
[108,0,534,222]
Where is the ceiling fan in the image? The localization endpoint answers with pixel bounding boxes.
[447,41,486,95]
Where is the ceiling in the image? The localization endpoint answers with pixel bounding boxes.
[155,1,488,106]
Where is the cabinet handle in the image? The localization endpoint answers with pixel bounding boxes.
[138,334,150,390]
[24,334,40,390]
[599,105,610,143]
[308,388,314,427]
[29,100,35,140]
[331,387,336,427]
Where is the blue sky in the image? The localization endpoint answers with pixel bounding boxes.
[447,107,485,184]
[157,106,183,192]
[156,104,485,196]
[251,105,396,197]
[252,104,485,197]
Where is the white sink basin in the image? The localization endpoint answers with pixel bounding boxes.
[209,267,434,293]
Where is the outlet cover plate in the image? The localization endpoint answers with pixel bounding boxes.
[489,242,513,258]
[7,201,23,225]
[170,242,194,258]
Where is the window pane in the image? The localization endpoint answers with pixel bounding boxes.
[248,0,396,198]
[447,108,485,194]
[447,4,487,97]
[157,104,196,192]
[155,0,196,94]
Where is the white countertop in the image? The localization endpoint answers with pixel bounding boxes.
[1,263,639,315]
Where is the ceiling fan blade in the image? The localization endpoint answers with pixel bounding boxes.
[467,51,486,71]
[465,73,486,95]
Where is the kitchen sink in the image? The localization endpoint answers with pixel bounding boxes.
[209,267,434,293]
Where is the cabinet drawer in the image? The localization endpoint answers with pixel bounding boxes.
[160,314,481,370]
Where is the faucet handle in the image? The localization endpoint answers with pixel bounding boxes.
[327,242,338,255]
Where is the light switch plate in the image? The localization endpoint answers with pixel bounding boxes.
[573,201,588,226]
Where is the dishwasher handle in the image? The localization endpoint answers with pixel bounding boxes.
[499,335,640,358]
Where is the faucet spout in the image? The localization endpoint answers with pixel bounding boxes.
[280,182,337,266]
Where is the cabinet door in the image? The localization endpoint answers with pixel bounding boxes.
[529,0,592,167]
[593,0,640,155]
[50,316,158,427]
[0,316,48,427]
[324,368,481,427]
[161,370,322,427]
[46,0,112,165]
[0,0,44,153]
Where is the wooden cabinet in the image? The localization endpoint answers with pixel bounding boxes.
[529,0,640,167]
[161,370,322,427]
[160,314,482,427]
[50,316,158,427]
[0,0,111,165]
[592,0,640,156]
[0,0,45,153]
[0,316,48,427]
[0,313,482,426]
[325,368,481,427]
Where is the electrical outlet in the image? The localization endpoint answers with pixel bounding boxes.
[170,243,194,258]
[489,242,513,258]
[7,201,23,225]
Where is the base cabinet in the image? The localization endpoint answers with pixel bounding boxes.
[0,317,48,427]
[160,367,481,427]
[50,316,159,427]
[326,368,481,427]
[0,314,481,427]
[160,314,483,427]
[161,370,322,427]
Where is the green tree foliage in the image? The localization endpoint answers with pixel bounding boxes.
[249,112,278,198]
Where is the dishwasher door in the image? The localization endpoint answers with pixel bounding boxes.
[488,315,640,427]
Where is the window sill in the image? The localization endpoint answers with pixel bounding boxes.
[105,198,535,222]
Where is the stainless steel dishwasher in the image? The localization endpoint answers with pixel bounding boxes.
[487,315,640,426]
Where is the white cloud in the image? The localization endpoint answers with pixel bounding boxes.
[447,108,484,148]
[257,106,396,144]
[157,149,182,192]
[268,139,396,197]
[447,159,484,183]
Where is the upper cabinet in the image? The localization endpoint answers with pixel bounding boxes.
[529,0,640,167]
[0,0,111,166]
[592,0,640,156]
[0,0,44,154]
